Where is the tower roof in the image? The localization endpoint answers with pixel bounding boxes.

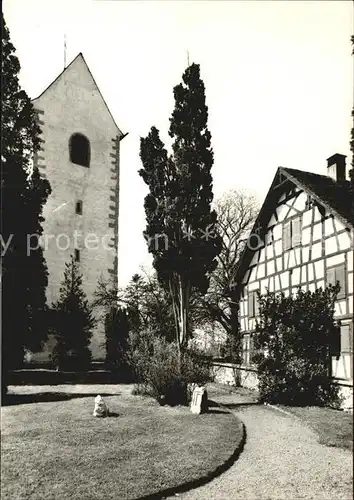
[32,53,124,137]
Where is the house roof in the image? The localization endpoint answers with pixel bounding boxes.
[232,165,353,291]
[282,167,353,228]
[32,53,125,137]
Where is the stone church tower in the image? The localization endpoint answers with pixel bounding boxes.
[31,53,126,360]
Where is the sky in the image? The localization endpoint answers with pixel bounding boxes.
[3,0,353,286]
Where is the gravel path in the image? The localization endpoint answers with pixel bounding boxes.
[179,389,353,500]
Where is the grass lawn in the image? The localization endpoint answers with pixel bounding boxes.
[1,385,243,500]
[283,406,353,451]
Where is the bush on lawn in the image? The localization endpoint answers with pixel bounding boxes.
[253,286,342,407]
[128,331,212,406]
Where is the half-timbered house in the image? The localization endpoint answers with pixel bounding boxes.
[231,153,353,407]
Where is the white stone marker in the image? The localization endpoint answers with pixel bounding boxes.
[190,386,208,415]
[93,395,109,417]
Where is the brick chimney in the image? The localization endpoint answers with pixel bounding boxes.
[326,153,347,182]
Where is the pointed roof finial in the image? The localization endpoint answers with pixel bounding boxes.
[187,49,190,67]
[64,34,67,70]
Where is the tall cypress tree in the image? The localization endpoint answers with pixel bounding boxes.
[350,36,354,221]
[139,63,222,352]
[1,13,51,392]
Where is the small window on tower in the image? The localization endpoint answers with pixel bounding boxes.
[69,133,90,167]
[74,249,80,262]
[75,200,83,215]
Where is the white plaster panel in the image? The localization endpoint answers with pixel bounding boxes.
[339,232,351,252]
[250,252,259,267]
[300,266,307,283]
[257,263,265,279]
[313,206,323,222]
[308,283,316,293]
[302,245,310,263]
[276,204,289,222]
[316,279,325,289]
[248,280,259,292]
[273,224,282,240]
[268,276,275,292]
[268,215,277,226]
[295,248,301,265]
[326,254,345,268]
[348,272,353,294]
[267,259,275,275]
[274,240,283,256]
[288,251,296,268]
[287,208,299,218]
[324,217,334,237]
[293,192,307,210]
[325,236,338,256]
[314,260,324,279]
[334,300,347,317]
[292,268,300,285]
[276,257,283,272]
[260,279,268,294]
[302,210,312,227]
[334,218,347,233]
[266,243,275,259]
[258,248,266,263]
[312,242,322,259]
[301,226,311,245]
[249,266,257,281]
[279,271,289,288]
[313,222,322,242]
[347,253,353,272]
[308,264,314,281]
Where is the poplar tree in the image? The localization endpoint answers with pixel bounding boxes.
[350,36,354,222]
[1,13,51,395]
[139,63,222,352]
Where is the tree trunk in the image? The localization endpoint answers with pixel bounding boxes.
[169,276,190,352]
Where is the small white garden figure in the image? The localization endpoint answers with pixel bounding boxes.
[190,386,208,415]
[93,395,109,417]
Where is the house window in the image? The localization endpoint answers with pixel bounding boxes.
[326,264,346,299]
[330,322,341,357]
[75,200,83,215]
[242,334,250,366]
[69,133,90,167]
[248,290,259,318]
[283,216,301,251]
[242,334,254,366]
[74,249,80,262]
[340,324,353,354]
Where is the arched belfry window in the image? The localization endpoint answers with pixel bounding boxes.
[69,133,90,167]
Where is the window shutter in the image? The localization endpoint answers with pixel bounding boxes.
[249,335,254,365]
[254,292,260,316]
[340,325,351,353]
[326,267,336,287]
[330,323,341,357]
[292,217,301,247]
[335,265,346,299]
[283,221,291,251]
[248,292,254,317]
